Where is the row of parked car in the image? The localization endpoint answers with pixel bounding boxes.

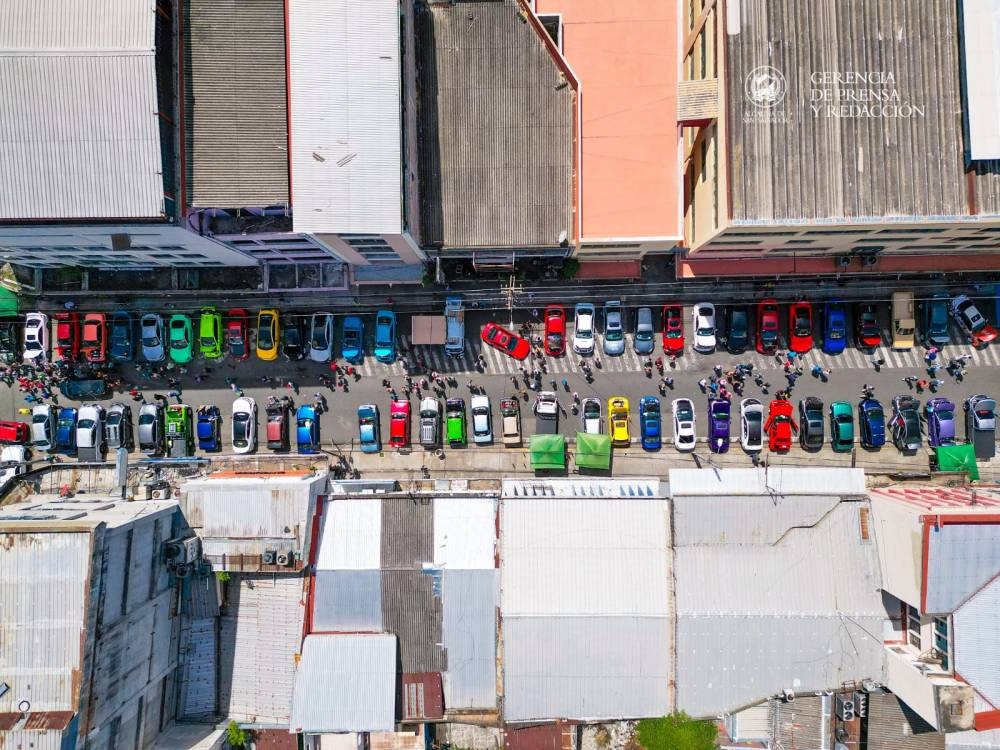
[0,309,402,366]
[502,293,998,362]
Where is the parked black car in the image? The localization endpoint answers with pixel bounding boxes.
[281,314,308,360]
[726,305,751,354]
[0,316,22,364]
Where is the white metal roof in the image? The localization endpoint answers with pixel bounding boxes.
[954,574,1000,708]
[668,467,866,497]
[433,496,495,569]
[316,498,382,570]
[290,634,397,733]
[502,478,662,498]
[502,497,671,617]
[287,0,403,234]
[962,0,1000,160]
[0,0,164,219]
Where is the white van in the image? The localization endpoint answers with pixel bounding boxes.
[891,291,916,350]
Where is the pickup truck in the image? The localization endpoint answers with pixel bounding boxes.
[500,398,521,446]
[165,404,195,458]
[444,296,465,357]
[965,394,996,459]
[534,391,559,435]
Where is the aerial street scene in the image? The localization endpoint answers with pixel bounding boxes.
[3,1,1000,750]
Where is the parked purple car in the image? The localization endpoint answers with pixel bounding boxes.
[924,397,956,447]
[709,398,731,453]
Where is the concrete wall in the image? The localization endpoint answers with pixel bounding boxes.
[870,495,923,608]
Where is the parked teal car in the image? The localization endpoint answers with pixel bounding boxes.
[373,310,397,363]
[168,314,194,364]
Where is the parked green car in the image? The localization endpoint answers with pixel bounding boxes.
[168,314,194,364]
[446,398,467,447]
[829,400,855,452]
[199,307,223,359]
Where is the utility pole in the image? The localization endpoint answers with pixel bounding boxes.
[504,274,523,328]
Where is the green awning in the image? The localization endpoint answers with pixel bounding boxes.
[935,443,980,480]
[530,434,566,470]
[0,287,18,316]
[575,432,611,471]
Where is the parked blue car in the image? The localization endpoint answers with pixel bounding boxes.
[296,404,319,454]
[639,396,661,451]
[56,407,78,455]
[358,404,381,453]
[822,300,847,355]
[858,398,885,449]
[341,316,364,364]
[373,310,397,363]
[709,398,731,453]
[110,310,135,363]
[196,405,222,451]
[925,397,956,447]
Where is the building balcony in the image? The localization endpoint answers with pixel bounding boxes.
[885,644,974,732]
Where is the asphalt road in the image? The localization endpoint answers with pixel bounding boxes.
[3,308,997,469]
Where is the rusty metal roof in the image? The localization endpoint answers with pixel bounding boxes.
[402,672,444,720]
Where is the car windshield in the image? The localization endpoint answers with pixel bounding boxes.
[577,315,593,337]
[696,325,713,336]
[546,332,563,347]
[676,404,693,420]
[359,415,374,425]
[139,414,155,425]
[171,335,187,349]
[867,408,884,420]
[78,419,94,429]
[259,319,274,348]
[298,418,313,429]
[32,414,47,424]
[836,414,852,424]
[312,326,328,349]
[107,413,121,426]
[936,409,954,421]
[344,330,359,346]
[794,315,810,335]
[285,328,300,346]
[606,328,623,341]
[200,337,215,348]
[505,337,520,353]
[143,333,160,347]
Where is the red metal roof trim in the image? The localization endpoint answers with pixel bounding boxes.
[975,710,1000,731]
[402,672,444,720]
[871,487,1000,510]
[504,722,568,750]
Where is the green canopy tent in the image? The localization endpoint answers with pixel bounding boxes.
[575,432,611,471]
[935,443,980,480]
[0,287,18,317]
[530,434,566,471]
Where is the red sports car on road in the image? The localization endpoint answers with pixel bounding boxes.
[481,322,531,360]
[389,399,411,448]
[788,302,813,353]
[764,398,798,452]
[661,304,684,355]
[227,309,250,360]
[543,305,566,356]
[756,299,780,355]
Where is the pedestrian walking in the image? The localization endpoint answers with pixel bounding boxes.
[925,346,938,364]
[811,364,823,378]
[698,378,708,393]
[916,379,929,392]
[902,375,917,388]
[665,377,674,389]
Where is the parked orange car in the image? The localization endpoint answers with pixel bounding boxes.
[81,313,107,364]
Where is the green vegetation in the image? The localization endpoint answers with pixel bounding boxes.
[215,571,231,583]
[559,258,581,280]
[225,720,248,748]
[636,712,717,750]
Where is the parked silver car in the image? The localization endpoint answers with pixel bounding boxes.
[138,402,164,455]
[309,312,335,363]
[140,313,165,362]
[105,402,134,451]
[633,306,654,355]
[603,301,625,356]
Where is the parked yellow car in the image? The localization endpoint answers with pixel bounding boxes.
[256,309,280,361]
[608,396,631,447]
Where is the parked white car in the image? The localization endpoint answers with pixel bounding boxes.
[740,398,764,452]
[23,312,49,363]
[573,303,596,355]
[309,312,335,362]
[581,397,602,434]
[0,445,29,489]
[671,398,696,452]
[232,397,258,454]
[471,395,492,444]
[31,403,56,451]
[76,403,106,451]
[692,303,716,353]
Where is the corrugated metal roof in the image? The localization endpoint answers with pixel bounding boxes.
[674,501,885,717]
[313,570,383,632]
[416,0,574,248]
[925,524,1000,613]
[0,1,163,220]
[434,496,496,570]
[868,692,944,750]
[504,723,565,750]
[503,616,671,722]
[184,0,290,207]
[290,634,397,733]
[441,569,497,710]
[0,530,91,713]
[954,574,1000,708]
[669,468,867,497]
[870,487,1000,511]
[729,703,771,742]
[380,569,445,672]
[502,497,670,616]
[503,478,662,498]
[771,696,831,750]
[673,494,841,546]
[178,617,218,721]
[402,673,444,720]
[381,497,433,569]
[218,574,305,723]
[287,0,403,234]
[0,729,71,750]
[316,498,382,570]
[947,728,1000,749]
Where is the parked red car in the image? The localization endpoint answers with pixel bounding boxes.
[661,304,684,355]
[0,420,29,444]
[54,312,80,362]
[543,305,567,356]
[227,309,250,360]
[389,399,411,448]
[481,322,530,360]
[764,399,798,452]
[756,299,780,355]
[788,301,813,353]
[80,313,107,364]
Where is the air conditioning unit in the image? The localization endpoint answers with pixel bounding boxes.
[862,254,878,267]
[174,563,192,579]
[181,536,201,565]
[163,536,201,567]
[151,487,171,501]
[836,694,856,721]
[854,692,868,718]
[276,551,294,567]
[782,689,796,703]
[838,256,852,268]
[262,549,278,565]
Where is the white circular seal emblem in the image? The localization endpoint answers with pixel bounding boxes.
[745,65,787,108]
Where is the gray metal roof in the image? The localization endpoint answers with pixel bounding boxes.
[868,692,944,750]
[503,616,671,722]
[674,500,886,717]
[184,0,290,207]
[313,570,383,632]
[441,569,497,710]
[381,497,433,569]
[668,467,866,497]
[954,574,1000,709]
[0,0,164,220]
[218,574,305,723]
[960,1,1000,160]
[503,478,662,499]
[947,728,1000,750]
[925,524,1000,613]
[380,569,445,673]
[290,634,397,733]
[724,0,1000,222]
[673,493,841,546]
[316,497,382,570]
[416,0,574,248]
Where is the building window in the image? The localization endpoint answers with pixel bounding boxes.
[538,14,561,50]
[341,235,401,263]
[906,604,922,650]
[934,617,950,670]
